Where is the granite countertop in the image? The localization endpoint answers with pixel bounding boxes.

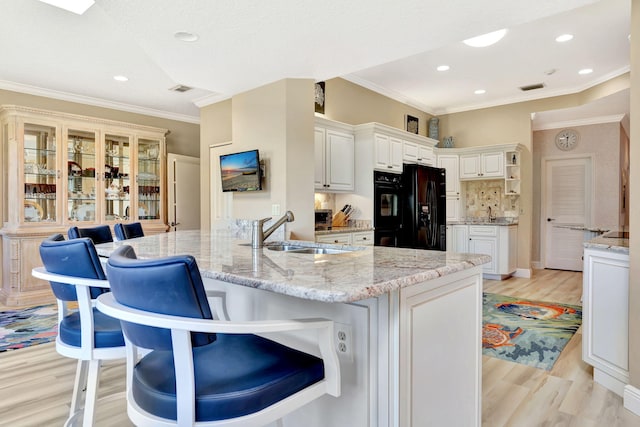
[584,231,629,254]
[96,230,489,303]
[315,226,374,235]
[554,224,609,233]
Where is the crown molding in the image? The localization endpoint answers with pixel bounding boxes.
[0,80,200,124]
[344,66,630,117]
[193,92,232,108]
[532,114,626,131]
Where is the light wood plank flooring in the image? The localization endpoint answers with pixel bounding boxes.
[1,269,639,426]
[483,269,640,427]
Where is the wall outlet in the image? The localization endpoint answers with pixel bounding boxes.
[335,322,353,361]
[271,204,280,216]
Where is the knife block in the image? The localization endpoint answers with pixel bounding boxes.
[332,211,348,227]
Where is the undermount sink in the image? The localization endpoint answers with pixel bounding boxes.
[266,244,350,254]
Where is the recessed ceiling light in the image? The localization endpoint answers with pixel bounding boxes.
[578,68,593,75]
[436,65,450,72]
[474,89,486,95]
[113,75,129,82]
[174,31,199,42]
[555,34,574,42]
[38,0,94,15]
[463,29,507,47]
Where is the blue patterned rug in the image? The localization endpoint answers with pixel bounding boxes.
[482,293,582,371]
[0,305,58,352]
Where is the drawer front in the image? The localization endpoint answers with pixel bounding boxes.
[352,231,374,246]
[316,234,352,245]
[468,225,497,237]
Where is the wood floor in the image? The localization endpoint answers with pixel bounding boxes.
[1,269,639,426]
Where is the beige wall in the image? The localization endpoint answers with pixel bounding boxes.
[200,80,315,239]
[0,89,200,157]
[438,76,630,273]
[199,99,233,231]
[628,0,639,392]
[323,78,433,135]
[531,123,622,263]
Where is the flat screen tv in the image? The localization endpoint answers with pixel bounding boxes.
[220,149,262,192]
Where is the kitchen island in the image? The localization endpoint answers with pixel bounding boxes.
[96,230,490,427]
[582,231,630,396]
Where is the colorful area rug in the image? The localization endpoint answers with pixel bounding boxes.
[0,305,58,352]
[482,293,582,371]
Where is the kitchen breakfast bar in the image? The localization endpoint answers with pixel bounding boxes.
[95,230,490,427]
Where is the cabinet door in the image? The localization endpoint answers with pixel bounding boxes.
[418,145,434,166]
[403,141,419,163]
[22,121,59,224]
[582,249,629,387]
[446,226,453,251]
[374,134,391,170]
[437,155,460,195]
[452,225,468,253]
[104,133,132,222]
[481,152,504,177]
[468,236,497,273]
[66,127,98,224]
[314,127,326,190]
[460,154,481,179]
[326,129,355,191]
[137,137,163,222]
[389,137,403,172]
[446,196,461,222]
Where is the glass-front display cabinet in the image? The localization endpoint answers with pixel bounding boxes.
[0,105,168,306]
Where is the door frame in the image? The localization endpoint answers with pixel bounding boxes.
[540,153,596,269]
[167,153,200,231]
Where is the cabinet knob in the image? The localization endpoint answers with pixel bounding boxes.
[334,240,339,243]
[387,165,393,169]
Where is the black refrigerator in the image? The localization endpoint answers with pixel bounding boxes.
[399,164,447,250]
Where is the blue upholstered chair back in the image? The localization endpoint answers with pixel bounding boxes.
[68,225,113,244]
[39,234,108,301]
[114,222,144,241]
[106,245,216,350]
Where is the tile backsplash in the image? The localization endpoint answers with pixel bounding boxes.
[463,179,519,219]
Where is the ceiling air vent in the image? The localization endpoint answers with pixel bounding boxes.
[169,84,193,93]
[519,83,545,92]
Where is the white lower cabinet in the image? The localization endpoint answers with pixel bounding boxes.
[450,224,517,279]
[316,230,374,246]
[398,267,482,426]
[582,247,629,396]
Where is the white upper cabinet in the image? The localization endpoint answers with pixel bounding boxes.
[315,122,355,192]
[374,134,403,173]
[459,151,504,179]
[403,140,435,166]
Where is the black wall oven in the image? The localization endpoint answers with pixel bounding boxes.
[373,171,402,247]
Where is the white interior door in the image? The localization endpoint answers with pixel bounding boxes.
[168,153,200,231]
[543,156,592,271]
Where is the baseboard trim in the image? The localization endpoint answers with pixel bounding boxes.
[624,385,640,416]
[513,268,532,279]
[531,261,543,269]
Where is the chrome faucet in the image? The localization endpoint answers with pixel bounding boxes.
[487,205,493,222]
[252,210,295,249]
